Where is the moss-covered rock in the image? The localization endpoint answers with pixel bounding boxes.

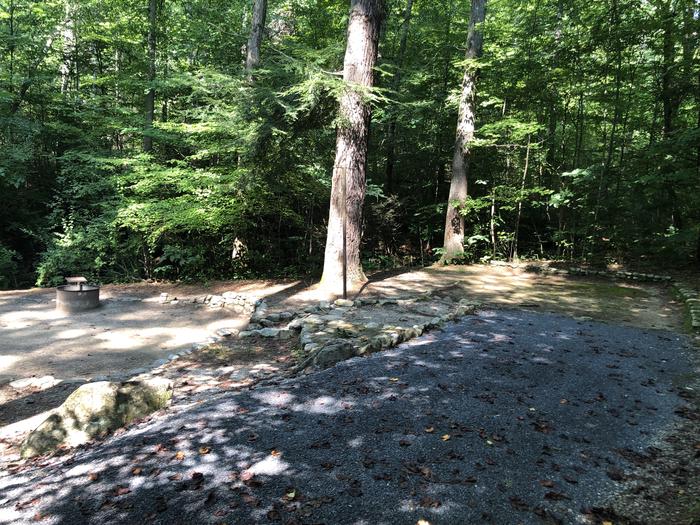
[21,378,173,458]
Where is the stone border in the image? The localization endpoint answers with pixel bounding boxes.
[289,297,479,371]
[672,283,700,332]
[526,264,673,283]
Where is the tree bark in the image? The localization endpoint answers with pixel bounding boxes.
[441,0,486,262]
[511,135,531,261]
[245,0,267,73]
[143,0,157,152]
[60,2,76,95]
[320,0,383,296]
[384,0,413,194]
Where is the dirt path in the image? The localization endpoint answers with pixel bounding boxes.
[0,265,684,387]
[0,265,688,461]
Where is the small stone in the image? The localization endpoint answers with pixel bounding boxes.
[10,375,60,390]
[238,331,254,338]
[216,328,239,338]
[334,298,354,308]
[313,341,355,368]
[259,328,280,338]
[159,293,169,304]
[168,354,179,361]
[278,329,292,340]
[209,295,224,307]
[152,359,169,367]
[304,343,320,353]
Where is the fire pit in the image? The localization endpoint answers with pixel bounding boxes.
[56,276,100,313]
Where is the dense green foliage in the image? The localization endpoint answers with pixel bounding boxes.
[0,0,698,288]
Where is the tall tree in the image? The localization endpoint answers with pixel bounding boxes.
[245,0,267,73]
[441,0,486,261]
[384,0,413,194]
[59,2,76,94]
[320,0,384,295]
[143,0,157,152]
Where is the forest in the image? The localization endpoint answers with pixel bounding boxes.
[0,0,699,290]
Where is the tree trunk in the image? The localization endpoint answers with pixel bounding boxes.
[384,0,413,194]
[245,0,267,73]
[320,0,383,296]
[441,0,486,262]
[60,3,76,95]
[143,0,157,152]
[511,135,531,261]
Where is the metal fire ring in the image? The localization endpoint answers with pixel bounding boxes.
[56,276,100,313]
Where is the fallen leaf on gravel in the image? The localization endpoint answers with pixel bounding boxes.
[441,434,451,441]
[509,495,529,511]
[199,446,211,455]
[539,480,554,488]
[131,467,142,476]
[606,468,625,481]
[87,472,99,482]
[419,496,441,508]
[113,486,131,496]
[174,451,186,461]
[168,473,182,481]
[399,439,411,447]
[424,427,434,433]
[15,497,40,510]
[543,491,569,501]
[270,449,282,457]
[389,377,399,382]
[417,520,431,525]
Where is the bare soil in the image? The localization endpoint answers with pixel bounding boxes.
[0,264,689,464]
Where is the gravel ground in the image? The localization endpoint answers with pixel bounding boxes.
[0,309,695,525]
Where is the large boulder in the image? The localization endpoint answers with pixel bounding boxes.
[21,378,173,458]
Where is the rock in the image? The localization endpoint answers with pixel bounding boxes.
[10,375,60,390]
[168,353,179,361]
[152,359,169,367]
[304,343,321,353]
[287,318,304,330]
[209,295,224,307]
[127,368,148,376]
[334,298,354,308]
[278,329,292,340]
[364,322,379,330]
[278,311,294,321]
[318,300,331,309]
[159,292,169,303]
[216,327,239,338]
[259,328,280,338]
[238,331,254,338]
[313,340,356,368]
[20,378,173,458]
[91,375,109,382]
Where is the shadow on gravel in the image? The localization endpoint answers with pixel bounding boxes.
[0,310,695,525]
